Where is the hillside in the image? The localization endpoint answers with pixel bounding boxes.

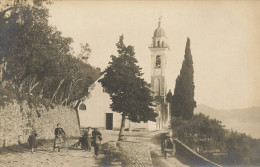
[194,104,260,138]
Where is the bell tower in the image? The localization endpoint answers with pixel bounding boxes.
[149,17,170,129]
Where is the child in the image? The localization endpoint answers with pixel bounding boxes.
[28,130,38,153]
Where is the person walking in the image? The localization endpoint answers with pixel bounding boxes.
[53,123,66,152]
[92,128,102,157]
[28,130,38,153]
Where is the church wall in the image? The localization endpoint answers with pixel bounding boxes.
[129,121,157,131]
[78,81,124,129]
[78,80,155,131]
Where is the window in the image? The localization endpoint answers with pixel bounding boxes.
[79,104,86,110]
[156,55,161,68]
[157,41,160,47]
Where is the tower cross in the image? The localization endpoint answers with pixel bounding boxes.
[158,16,162,27]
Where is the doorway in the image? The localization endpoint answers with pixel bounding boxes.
[106,113,113,130]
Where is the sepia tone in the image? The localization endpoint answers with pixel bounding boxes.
[0,0,260,167]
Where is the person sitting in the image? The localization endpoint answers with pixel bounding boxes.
[161,132,176,158]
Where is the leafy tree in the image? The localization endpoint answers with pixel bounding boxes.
[0,2,100,107]
[99,35,157,140]
[0,0,51,10]
[171,113,226,163]
[171,37,196,120]
[77,43,91,63]
[225,131,259,165]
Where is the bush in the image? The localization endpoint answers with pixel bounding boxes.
[171,113,260,166]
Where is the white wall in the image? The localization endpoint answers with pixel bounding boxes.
[78,80,124,129]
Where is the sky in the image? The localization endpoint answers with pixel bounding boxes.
[48,0,260,110]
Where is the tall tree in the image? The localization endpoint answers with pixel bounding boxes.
[0,3,100,106]
[166,89,173,103]
[171,38,196,120]
[99,35,157,140]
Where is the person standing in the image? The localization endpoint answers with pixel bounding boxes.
[85,128,92,151]
[53,123,66,152]
[92,128,102,157]
[28,130,38,153]
[81,130,88,150]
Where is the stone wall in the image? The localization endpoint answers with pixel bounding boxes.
[0,101,80,147]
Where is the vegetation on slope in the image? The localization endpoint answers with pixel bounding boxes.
[0,2,100,108]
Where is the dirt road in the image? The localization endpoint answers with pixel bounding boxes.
[0,139,103,167]
[0,130,120,167]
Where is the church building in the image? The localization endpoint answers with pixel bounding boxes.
[78,18,170,130]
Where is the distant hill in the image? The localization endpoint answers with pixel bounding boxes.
[194,104,260,139]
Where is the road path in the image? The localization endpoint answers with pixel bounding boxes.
[125,131,189,167]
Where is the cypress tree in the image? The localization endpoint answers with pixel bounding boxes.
[166,90,173,103]
[171,37,196,120]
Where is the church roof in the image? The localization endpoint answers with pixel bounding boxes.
[153,19,166,37]
[154,26,166,37]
